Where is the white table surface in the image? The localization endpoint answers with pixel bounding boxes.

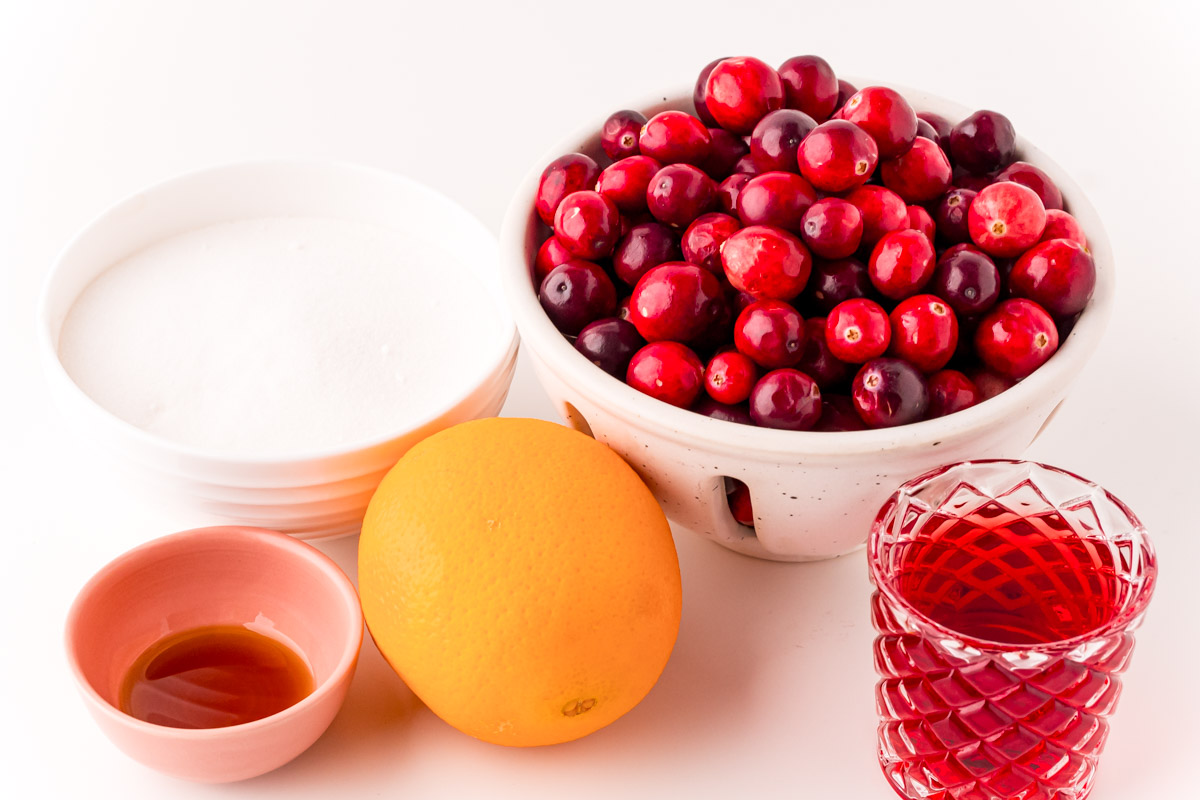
[3,1,1197,797]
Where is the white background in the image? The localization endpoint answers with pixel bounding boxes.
[2,1,1198,797]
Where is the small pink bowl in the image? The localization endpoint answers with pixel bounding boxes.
[64,526,363,783]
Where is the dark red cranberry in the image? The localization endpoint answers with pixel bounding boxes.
[868,229,936,300]
[974,298,1059,379]
[694,396,754,425]
[692,58,726,127]
[601,110,648,161]
[1009,238,1096,316]
[796,316,850,390]
[682,212,741,275]
[734,299,807,369]
[796,119,879,192]
[553,190,620,260]
[731,290,758,316]
[731,153,760,175]
[735,171,817,233]
[954,170,995,193]
[535,153,600,226]
[727,479,755,525]
[905,205,935,242]
[1041,209,1088,249]
[702,128,750,180]
[950,110,1017,175]
[915,118,938,144]
[705,350,760,404]
[574,317,645,378]
[749,369,822,430]
[801,257,872,315]
[721,225,813,300]
[639,110,713,166]
[995,161,1063,211]
[888,294,959,373]
[704,56,786,135]
[834,79,857,112]
[852,358,929,428]
[646,164,717,228]
[934,188,978,245]
[801,198,863,260]
[717,173,752,215]
[612,222,681,286]
[843,185,907,246]
[968,181,1047,257]
[967,366,1016,400]
[595,155,662,215]
[926,369,981,418]
[916,112,953,152]
[777,55,839,121]
[749,109,817,173]
[880,137,952,203]
[534,236,574,282]
[931,245,1000,316]
[616,294,633,321]
[628,263,725,343]
[539,260,617,335]
[825,298,891,363]
[813,394,866,431]
[626,341,704,408]
[835,86,918,158]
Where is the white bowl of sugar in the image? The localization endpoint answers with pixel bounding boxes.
[39,160,519,538]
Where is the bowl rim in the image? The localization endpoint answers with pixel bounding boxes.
[498,78,1114,458]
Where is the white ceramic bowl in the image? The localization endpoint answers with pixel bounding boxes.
[499,81,1113,562]
[40,160,519,539]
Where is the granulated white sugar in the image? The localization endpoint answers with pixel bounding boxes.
[57,216,506,455]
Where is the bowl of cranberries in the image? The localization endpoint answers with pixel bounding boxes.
[499,55,1112,561]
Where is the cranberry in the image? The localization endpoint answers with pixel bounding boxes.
[843,185,908,246]
[694,396,754,425]
[692,58,726,127]
[705,350,760,404]
[626,341,704,408]
[813,394,866,431]
[616,295,633,321]
[749,109,817,173]
[950,110,1017,175]
[639,110,712,166]
[954,170,995,193]
[682,212,741,275]
[880,137,952,203]
[535,153,600,226]
[553,190,620,260]
[801,257,872,314]
[539,260,617,335]
[732,153,760,175]
[974,298,1059,379]
[905,205,935,242]
[834,79,857,112]
[702,128,750,180]
[968,181,1047,257]
[796,316,850,389]
[995,161,1063,211]
[889,294,959,373]
[915,117,938,143]
[595,155,661,215]
[826,298,891,363]
[796,119,879,192]
[629,263,725,343]
[852,358,930,428]
[749,369,822,430]
[646,164,717,228]
[835,86,918,158]
[735,171,818,233]
[868,229,936,300]
[721,225,813,301]
[732,290,758,315]
[727,479,755,525]
[1041,209,1088,249]
[777,55,839,121]
[916,112,953,152]
[1009,238,1096,316]
[717,173,752,215]
[534,236,574,282]
[601,110,648,160]
[703,56,786,135]
[934,188,978,245]
[574,317,645,378]
[931,244,1001,316]
[734,299,807,368]
[926,369,981,418]
[801,198,863,259]
[612,222,681,286]
[966,367,1014,400]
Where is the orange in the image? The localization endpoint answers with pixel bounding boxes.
[358,417,682,746]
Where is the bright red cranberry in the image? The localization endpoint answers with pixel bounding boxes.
[717,173,752,215]
[916,112,953,152]
[835,86,918,158]
[852,358,929,428]
[843,185,908,246]
[868,229,936,300]
[692,58,726,127]
[574,317,645,378]
[595,155,661,215]
[796,119,879,192]
[801,198,862,259]
[539,260,617,335]
[1041,209,1088,248]
[735,171,818,233]
[777,55,839,121]
[646,164,717,228]
[934,188,978,245]
[749,369,822,430]
[612,222,681,286]
[1010,238,1096,316]
[905,205,935,241]
[694,396,754,425]
[681,212,740,275]
[601,110,648,160]
[721,225,813,300]
[834,79,857,112]
[797,316,850,390]
[626,341,704,408]
[932,244,1000,316]
[950,110,1017,175]
[880,137,952,203]
[926,369,981,418]
[705,350,760,404]
[968,181,1047,257]
[534,236,574,282]
[702,128,749,181]
[974,298,1059,379]
[813,394,866,431]
[801,257,871,315]
[889,294,959,373]
[726,479,755,525]
[639,110,712,166]
[629,263,725,344]
[734,299,807,369]
[553,190,620,259]
[826,298,891,363]
[703,56,785,135]
[995,161,1063,211]
[535,153,600,226]
[749,109,817,173]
